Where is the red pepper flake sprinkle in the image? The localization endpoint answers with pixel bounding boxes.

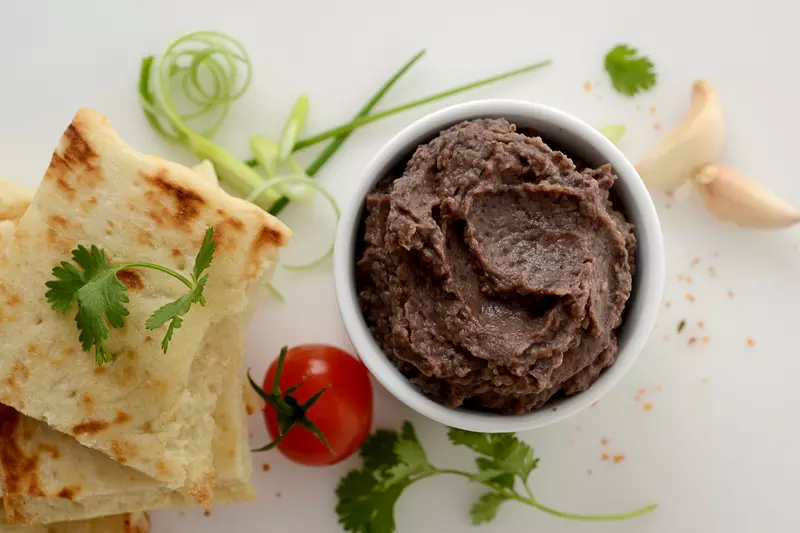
[685,293,696,303]
[262,463,271,472]
[691,256,701,267]
[601,453,610,461]
[276,492,282,498]
[653,123,662,130]
[708,265,717,277]
[688,336,697,345]
[702,336,710,344]
[676,274,684,281]
[649,105,656,114]
[656,385,663,392]
[727,290,735,299]
[746,337,756,346]
[204,511,212,517]
[663,334,670,341]
[697,320,705,328]
[591,401,598,407]
[686,275,693,284]
[584,81,593,92]
[601,437,609,446]
[613,454,626,464]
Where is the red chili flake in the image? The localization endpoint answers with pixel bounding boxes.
[584,81,593,92]
[708,265,717,277]
[663,334,670,341]
[685,293,696,303]
[649,105,656,114]
[697,320,705,328]
[688,337,697,345]
[601,437,609,446]
[276,492,283,498]
[643,402,654,412]
[746,337,756,346]
[655,385,663,392]
[591,401,598,407]
[613,454,626,464]
[686,275,693,284]
[204,510,212,517]
[702,336,710,344]
[262,463,271,472]
[727,290,735,299]
[676,274,684,281]
[653,123,662,130]
[602,453,610,461]
[691,256,701,267]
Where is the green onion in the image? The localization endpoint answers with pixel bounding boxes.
[598,124,627,144]
[246,177,340,271]
[250,135,280,178]
[265,283,285,303]
[292,59,553,151]
[138,31,276,209]
[260,49,428,217]
[278,95,309,162]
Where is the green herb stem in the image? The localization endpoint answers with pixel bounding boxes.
[433,468,656,522]
[292,59,552,151]
[262,49,427,216]
[120,262,195,290]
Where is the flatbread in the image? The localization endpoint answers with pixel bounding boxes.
[0,109,290,499]
[0,331,254,523]
[0,168,256,523]
[0,507,149,533]
[0,179,34,221]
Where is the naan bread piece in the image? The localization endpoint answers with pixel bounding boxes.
[0,321,254,524]
[0,179,34,221]
[0,108,290,499]
[0,167,255,524]
[0,507,149,533]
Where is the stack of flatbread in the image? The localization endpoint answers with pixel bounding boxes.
[0,109,291,531]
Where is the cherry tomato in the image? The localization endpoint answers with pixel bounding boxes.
[262,344,373,466]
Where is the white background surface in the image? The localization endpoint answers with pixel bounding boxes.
[2,1,799,532]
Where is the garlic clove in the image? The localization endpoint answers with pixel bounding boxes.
[695,163,800,228]
[636,80,724,191]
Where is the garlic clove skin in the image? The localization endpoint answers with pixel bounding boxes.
[695,163,800,229]
[636,80,724,191]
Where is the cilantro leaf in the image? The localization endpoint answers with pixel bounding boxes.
[46,227,216,364]
[336,469,409,533]
[384,422,432,485]
[47,245,130,365]
[359,429,400,473]
[145,274,207,353]
[471,492,510,525]
[192,226,216,282]
[449,428,538,482]
[604,44,656,96]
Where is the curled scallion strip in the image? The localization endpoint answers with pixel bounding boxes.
[139,31,275,209]
[246,177,340,271]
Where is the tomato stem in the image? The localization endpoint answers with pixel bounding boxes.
[248,345,334,455]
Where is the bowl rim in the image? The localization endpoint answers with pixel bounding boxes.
[333,98,665,433]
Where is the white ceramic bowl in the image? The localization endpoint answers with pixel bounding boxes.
[334,99,664,433]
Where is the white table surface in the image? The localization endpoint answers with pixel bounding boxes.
[2,1,799,532]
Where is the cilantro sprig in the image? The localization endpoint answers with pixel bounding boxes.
[604,44,656,96]
[46,226,216,364]
[336,422,657,533]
